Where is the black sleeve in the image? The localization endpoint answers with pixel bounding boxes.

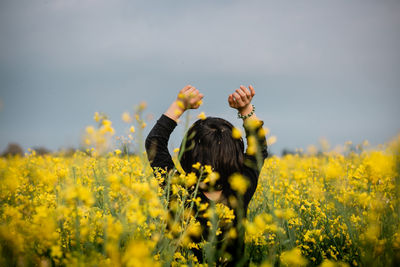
[242,120,268,205]
[145,114,177,173]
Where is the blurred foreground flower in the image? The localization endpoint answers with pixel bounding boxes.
[122,112,132,123]
[197,112,206,120]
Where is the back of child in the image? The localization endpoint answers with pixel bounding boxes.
[145,85,268,266]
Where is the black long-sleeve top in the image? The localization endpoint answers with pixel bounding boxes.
[145,114,268,265]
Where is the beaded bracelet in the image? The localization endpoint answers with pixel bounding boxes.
[237,104,255,119]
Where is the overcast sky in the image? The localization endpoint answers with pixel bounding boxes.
[0,0,399,154]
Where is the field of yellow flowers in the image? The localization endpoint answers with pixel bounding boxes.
[1,110,400,266]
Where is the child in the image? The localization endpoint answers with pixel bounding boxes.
[145,85,268,265]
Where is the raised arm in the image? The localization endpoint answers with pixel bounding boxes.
[228,85,268,166]
[145,85,204,174]
[228,85,268,203]
[164,85,204,122]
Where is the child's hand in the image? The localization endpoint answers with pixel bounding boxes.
[164,85,204,122]
[177,85,204,110]
[228,85,255,114]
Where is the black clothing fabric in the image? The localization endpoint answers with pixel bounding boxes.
[145,114,268,265]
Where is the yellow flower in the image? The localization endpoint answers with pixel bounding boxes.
[204,165,213,174]
[228,228,237,239]
[207,172,220,186]
[50,245,63,258]
[232,127,242,139]
[192,162,201,170]
[122,112,131,123]
[229,173,249,195]
[215,203,235,224]
[280,248,307,266]
[185,172,198,188]
[102,119,112,127]
[258,127,269,138]
[85,125,95,134]
[174,251,185,261]
[267,136,277,145]
[138,101,147,111]
[2,118,397,267]
[94,111,100,122]
[174,109,183,116]
[122,240,155,267]
[260,262,272,267]
[274,209,284,219]
[177,100,185,110]
[244,118,262,130]
[199,202,209,211]
[187,222,202,237]
[319,259,338,267]
[198,112,206,120]
[246,136,257,155]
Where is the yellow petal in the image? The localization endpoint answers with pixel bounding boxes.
[197,112,206,120]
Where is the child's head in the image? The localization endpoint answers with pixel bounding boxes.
[179,117,244,191]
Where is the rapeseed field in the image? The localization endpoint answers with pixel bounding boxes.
[1,110,399,266]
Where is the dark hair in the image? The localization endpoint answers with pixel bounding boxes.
[179,117,244,191]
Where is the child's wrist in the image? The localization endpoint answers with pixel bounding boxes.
[237,104,255,120]
[174,100,186,111]
[164,101,185,122]
[238,104,253,115]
